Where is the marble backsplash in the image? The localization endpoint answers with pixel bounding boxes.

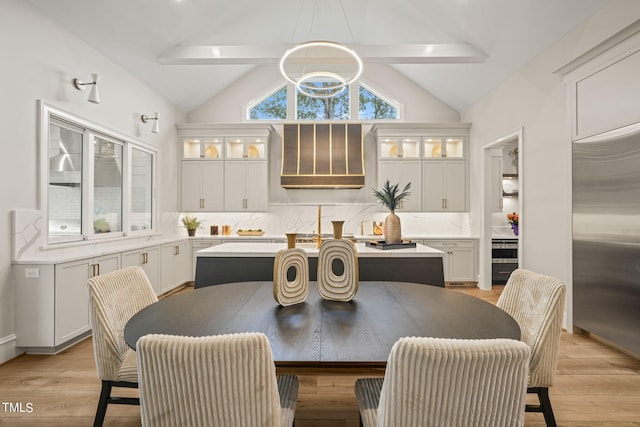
[13,206,471,261]
[179,204,471,238]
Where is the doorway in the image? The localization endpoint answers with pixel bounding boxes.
[479,129,523,290]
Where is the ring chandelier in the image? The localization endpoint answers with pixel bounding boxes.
[280,40,363,98]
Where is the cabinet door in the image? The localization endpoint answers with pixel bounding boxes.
[160,242,190,294]
[142,247,161,294]
[400,160,422,212]
[55,259,92,345]
[444,160,466,211]
[181,161,204,211]
[224,161,246,211]
[449,247,476,282]
[202,162,224,211]
[244,161,268,211]
[122,248,159,293]
[422,162,445,211]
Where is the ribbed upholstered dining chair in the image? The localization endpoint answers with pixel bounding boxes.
[87,266,158,427]
[497,268,566,427]
[137,332,299,427]
[355,337,531,427]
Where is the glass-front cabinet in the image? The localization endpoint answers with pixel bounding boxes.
[183,138,223,159]
[378,137,420,159]
[225,136,267,159]
[372,123,470,212]
[422,137,464,158]
[42,102,157,244]
[176,124,273,212]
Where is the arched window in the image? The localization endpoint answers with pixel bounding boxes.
[358,84,398,120]
[296,86,350,120]
[248,86,287,120]
[246,82,399,121]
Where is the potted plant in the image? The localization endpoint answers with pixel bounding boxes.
[181,215,201,237]
[373,179,411,244]
[507,212,519,236]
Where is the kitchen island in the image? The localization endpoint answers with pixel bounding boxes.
[195,242,445,288]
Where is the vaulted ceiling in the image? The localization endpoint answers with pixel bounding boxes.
[28,0,608,113]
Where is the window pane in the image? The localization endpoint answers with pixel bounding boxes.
[358,86,398,120]
[48,122,83,239]
[131,148,153,231]
[93,137,123,234]
[296,86,349,120]
[249,86,287,120]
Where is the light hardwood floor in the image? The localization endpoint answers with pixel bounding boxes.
[1,285,638,426]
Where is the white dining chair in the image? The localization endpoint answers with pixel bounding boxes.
[87,266,158,427]
[355,336,530,427]
[137,332,299,427]
[497,268,566,427]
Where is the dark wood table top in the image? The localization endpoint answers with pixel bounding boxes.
[124,281,520,367]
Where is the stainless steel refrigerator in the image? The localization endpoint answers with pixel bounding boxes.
[573,125,640,355]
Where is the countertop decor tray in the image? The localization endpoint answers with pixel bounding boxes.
[365,240,416,250]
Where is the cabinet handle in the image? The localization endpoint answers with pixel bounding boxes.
[200,198,204,209]
[175,245,180,255]
[444,198,447,209]
[95,263,100,276]
[243,198,247,209]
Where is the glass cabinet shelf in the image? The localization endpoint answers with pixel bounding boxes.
[183,138,223,159]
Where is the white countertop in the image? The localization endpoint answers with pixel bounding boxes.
[196,242,444,258]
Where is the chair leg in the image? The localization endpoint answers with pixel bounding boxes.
[93,381,112,427]
[526,387,557,427]
[93,380,140,427]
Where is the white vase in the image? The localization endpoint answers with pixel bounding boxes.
[384,212,401,244]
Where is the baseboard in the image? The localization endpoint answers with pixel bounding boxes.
[0,334,24,365]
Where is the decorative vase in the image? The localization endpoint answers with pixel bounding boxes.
[187,228,196,237]
[286,233,297,249]
[384,212,402,244]
[511,223,519,236]
[331,221,344,239]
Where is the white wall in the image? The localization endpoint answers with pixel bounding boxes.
[462,1,640,328]
[0,0,185,363]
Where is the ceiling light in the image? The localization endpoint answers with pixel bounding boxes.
[73,73,100,104]
[280,40,362,99]
[141,113,160,134]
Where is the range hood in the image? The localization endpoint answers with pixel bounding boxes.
[281,123,364,188]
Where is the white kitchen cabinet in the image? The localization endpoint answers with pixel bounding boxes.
[377,160,422,211]
[422,160,466,211]
[424,239,477,283]
[224,161,268,211]
[181,161,224,211]
[372,124,470,213]
[122,246,161,294]
[55,254,121,346]
[177,124,273,213]
[159,240,191,294]
[14,253,121,352]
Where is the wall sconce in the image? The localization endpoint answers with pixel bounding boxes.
[73,73,100,104]
[141,113,160,134]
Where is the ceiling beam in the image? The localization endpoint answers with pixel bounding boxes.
[157,43,487,65]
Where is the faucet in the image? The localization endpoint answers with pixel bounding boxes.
[314,205,322,248]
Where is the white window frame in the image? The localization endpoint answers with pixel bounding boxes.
[39,101,158,246]
[244,80,403,122]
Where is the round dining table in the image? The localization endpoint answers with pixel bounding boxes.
[124,281,520,368]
